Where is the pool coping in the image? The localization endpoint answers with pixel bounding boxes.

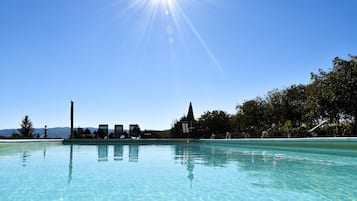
[199,137,357,150]
[62,136,357,142]
[60,137,357,150]
[2,137,357,151]
[201,137,357,142]
[0,139,64,143]
[63,138,194,145]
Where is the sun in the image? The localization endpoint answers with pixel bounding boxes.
[149,0,176,15]
[125,0,178,37]
[147,0,175,11]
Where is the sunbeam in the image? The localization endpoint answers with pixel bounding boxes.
[112,0,223,72]
[175,3,223,73]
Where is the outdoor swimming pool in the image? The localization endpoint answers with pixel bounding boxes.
[0,139,356,201]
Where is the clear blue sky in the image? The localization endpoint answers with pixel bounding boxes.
[1,0,357,130]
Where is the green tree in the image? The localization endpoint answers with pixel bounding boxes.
[236,97,269,135]
[84,128,91,134]
[307,56,357,134]
[282,84,306,127]
[266,89,285,125]
[198,110,232,137]
[304,83,321,126]
[310,69,340,122]
[18,115,34,138]
[328,56,357,133]
[233,55,357,136]
[334,57,357,115]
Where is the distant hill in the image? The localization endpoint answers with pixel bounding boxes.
[0,129,18,137]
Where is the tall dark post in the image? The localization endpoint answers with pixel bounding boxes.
[44,125,48,138]
[70,101,74,139]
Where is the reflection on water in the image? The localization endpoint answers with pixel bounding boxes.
[22,151,29,166]
[128,145,139,162]
[96,145,138,162]
[97,145,108,162]
[98,145,138,162]
[0,142,58,167]
[68,145,73,184]
[43,147,46,159]
[57,143,357,194]
[113,145,123,161]
[174,144,196,187]
[1,142,357,200]
[173,143,357,195]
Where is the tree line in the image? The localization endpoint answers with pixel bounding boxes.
[174,55,357,138]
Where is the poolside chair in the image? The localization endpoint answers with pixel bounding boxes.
[308,120,328,137]
[261,123,276,138]
[225,132,232,139]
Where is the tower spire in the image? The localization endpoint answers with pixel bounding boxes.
[187,102,195,122]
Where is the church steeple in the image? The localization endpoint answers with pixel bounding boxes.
[187,102,195,122]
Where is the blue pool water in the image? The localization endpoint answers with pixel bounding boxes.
[0,141,356,201]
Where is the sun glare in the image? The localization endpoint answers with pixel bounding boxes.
[112,0,223,72]
[151,0,169,4]
[148,0,175,12]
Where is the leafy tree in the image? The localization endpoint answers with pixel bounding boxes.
[328,56,357,132]
[232,55,357,136]
[266,89,285,125]
[18,115,34,138]
[333,57,357,117]
[310,69,340,122]
[236,97,269,134]
[304,83,321,126]
[306,56,357,134]
[84,128,91,134]
[198,110,232,137]
[264,85,307,129]
[282,84,306,127]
